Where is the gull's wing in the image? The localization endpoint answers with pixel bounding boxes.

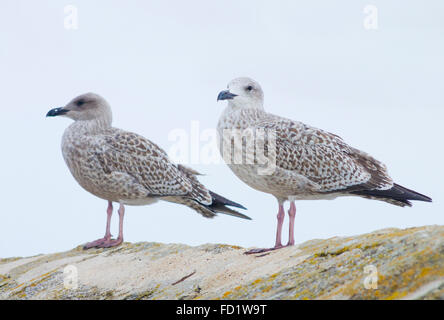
[256,116,394,193]
[95,129,212,204]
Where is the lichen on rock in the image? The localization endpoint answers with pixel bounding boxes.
[1,225,443,300]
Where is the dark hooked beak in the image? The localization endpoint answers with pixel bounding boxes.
[217,90,237,101]
[46,107,68,117]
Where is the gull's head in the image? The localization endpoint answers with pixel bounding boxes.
[46,93,112,123]
[217,77,264,110]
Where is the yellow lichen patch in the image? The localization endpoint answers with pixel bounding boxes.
[418,267,432,279]
[261,285,273,293]
[321,273,369,300]
[222,291,232,298]
[292,289,315,300]
[386,290,408,300]
[214,244,243,250]
[11,282,25,291]
[314,245,353,258]
[361,242,383,251]
[136,289,155,300]
[9,270,58,299]
[0,257,21,264]
[224,244,242,250]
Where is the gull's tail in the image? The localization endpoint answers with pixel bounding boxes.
[350,183,432,207]
[207,190,250,219]
[163,191,250,220]
[173,164,250,219]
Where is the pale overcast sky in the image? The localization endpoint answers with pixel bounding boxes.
[0,1,442,258]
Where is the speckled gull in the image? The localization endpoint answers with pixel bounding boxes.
[46,93,249,249]
[217,77,431,254]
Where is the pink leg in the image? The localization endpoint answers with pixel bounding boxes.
[287,201,296,246]
[83,202,125,249]
[274,204,285,248]
[245,203,285,254]
[100,203,125,248]
[83,201,113,249]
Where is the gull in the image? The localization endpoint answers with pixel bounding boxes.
[216,77,431,254]
[47,93,249,249]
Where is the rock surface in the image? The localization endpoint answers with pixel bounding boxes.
[1,225,443,300]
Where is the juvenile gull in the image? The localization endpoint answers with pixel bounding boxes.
[217,77,431,254]
[47,93,249,249]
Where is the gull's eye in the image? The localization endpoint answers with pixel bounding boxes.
[246,85,253,91]
[76,99,85,107]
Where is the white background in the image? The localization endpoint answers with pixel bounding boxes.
[0,1,442,258]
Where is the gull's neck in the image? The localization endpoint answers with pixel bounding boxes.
[221,101,266,121]
[219,102,267,130]
[227,100,264,112]
[67,116,113,135]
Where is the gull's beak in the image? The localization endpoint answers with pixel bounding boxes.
[217,90,237,101]
[46,107,68,117]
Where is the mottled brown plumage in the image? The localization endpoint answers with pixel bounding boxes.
[47,93,249,248]
[217,77,431,253]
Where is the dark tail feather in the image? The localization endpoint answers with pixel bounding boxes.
[351,183,432,207]
[209,191,247,210]
[208,191,251,220]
